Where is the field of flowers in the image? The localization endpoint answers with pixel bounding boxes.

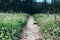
[0,13,28,40]
[34,14,60,40]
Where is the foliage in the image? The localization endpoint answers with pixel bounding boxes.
[0,13,28,40]
[34,14,60,40]
[0,0,60,13]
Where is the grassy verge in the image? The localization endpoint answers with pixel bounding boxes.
[34,14,60,40]
[0,13,29,40]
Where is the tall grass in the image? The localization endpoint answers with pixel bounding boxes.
[34,14,60,40]
[0,13,28,40]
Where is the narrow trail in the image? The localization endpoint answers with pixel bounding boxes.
[19,16,43,40]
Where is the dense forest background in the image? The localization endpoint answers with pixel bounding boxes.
[0,0,60,13]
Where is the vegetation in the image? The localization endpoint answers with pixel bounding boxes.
[0,0,60,13]
[0,13,28,40]
[34,14,60,40]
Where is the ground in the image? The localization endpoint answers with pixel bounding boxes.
[19,16,43,40]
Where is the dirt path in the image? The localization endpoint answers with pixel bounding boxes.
[19,16,43,40]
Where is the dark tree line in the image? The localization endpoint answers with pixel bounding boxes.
[0,0,60,13]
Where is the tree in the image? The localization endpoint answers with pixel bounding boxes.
[25,0,33,14]
[44,0,47,13]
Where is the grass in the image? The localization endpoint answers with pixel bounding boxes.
[0,13,28,40]
[34,13,60,40]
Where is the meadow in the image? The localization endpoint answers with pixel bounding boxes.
[0,13,60,40]
[0,13,28,40]
[34,13,60,40]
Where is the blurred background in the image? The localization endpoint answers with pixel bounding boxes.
[0,0,60,14]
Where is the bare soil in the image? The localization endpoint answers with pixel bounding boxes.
[19,16,43,40]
